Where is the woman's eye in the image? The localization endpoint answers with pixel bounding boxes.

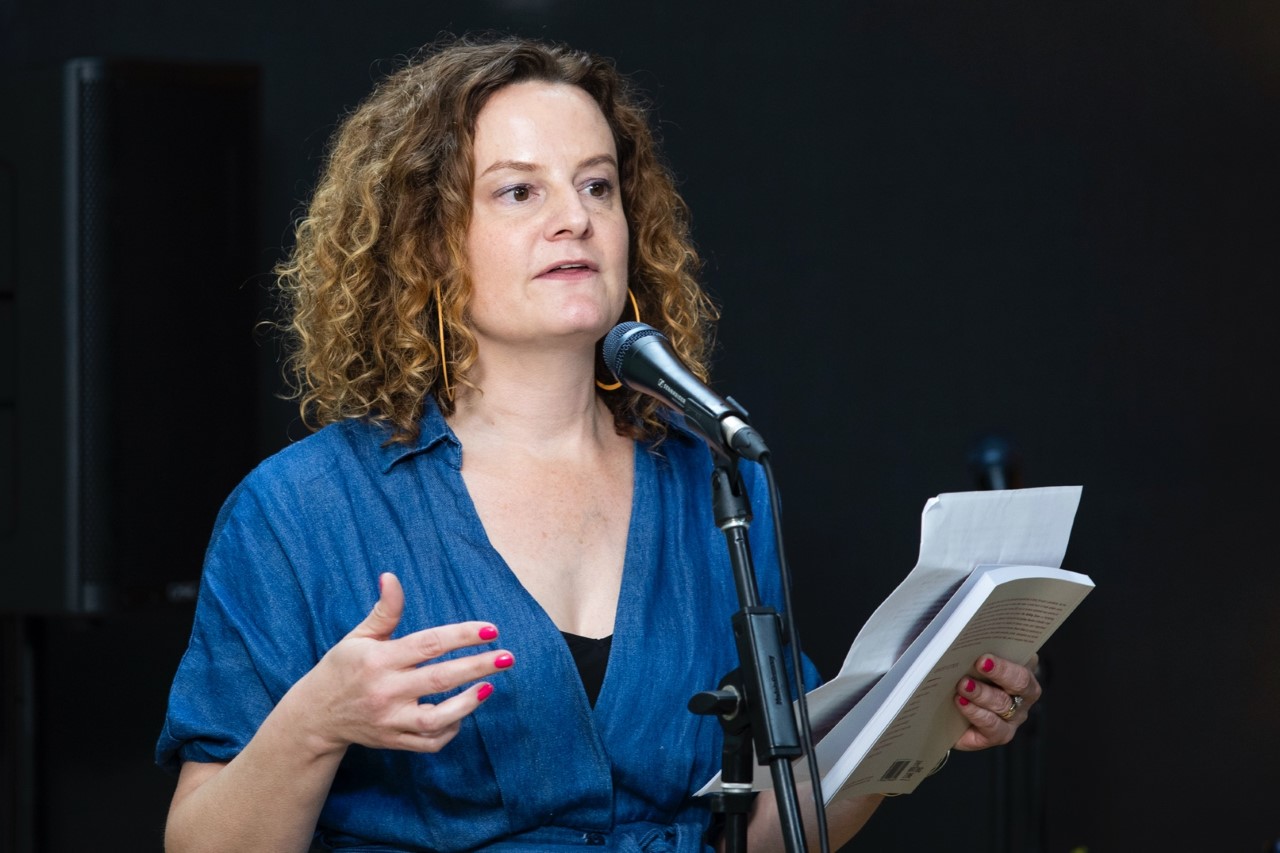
[496,184,533,203]
[585,180,612,199]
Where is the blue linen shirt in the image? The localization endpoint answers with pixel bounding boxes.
[157,401,820,852]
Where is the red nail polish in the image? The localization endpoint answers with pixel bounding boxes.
[958,696,970,706]
[477,683,494,702]
[478,626,499,641]
[981,658,995,673]
[964,678,976,693]
[494,653,514,669]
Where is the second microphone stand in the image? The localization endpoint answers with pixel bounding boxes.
[689,454,808,853]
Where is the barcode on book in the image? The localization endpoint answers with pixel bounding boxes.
[880,760,910,782]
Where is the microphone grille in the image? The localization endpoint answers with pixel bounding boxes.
[603,321,664,378]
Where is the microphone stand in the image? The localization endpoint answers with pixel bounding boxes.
[689,454,807,853]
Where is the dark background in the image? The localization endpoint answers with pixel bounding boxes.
[2,0,1278,850]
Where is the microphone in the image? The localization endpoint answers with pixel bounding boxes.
[968,433,1023,490]
[602,322,769,461]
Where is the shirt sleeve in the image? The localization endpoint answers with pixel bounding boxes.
[154,474,327,774]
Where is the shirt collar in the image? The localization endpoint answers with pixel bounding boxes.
[374,397,458,474]
[373,399,702,474]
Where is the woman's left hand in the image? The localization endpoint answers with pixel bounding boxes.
[952,653,1043,750]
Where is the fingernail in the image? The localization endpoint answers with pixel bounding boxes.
[958,696,970,706]
[494,652,514,669]
[964,678,976,693]
[478,626,499,641]
[981,658,995,673]
[378,574,384,593]
[477,683,494,702]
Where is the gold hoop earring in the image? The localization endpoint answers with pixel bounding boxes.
[436,286,452,400]
[595,288,641,391]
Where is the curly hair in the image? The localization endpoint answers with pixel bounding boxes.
[275,34,719,443]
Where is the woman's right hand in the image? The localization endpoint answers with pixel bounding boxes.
[295,571,513,756]
[166,572,508,852]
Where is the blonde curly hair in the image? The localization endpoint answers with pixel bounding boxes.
[275,34,719,442]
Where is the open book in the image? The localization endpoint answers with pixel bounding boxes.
[697,485,1093,802]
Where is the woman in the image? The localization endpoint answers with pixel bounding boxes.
[157,35,1041,852]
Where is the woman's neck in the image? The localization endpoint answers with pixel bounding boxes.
[446,347,617,458]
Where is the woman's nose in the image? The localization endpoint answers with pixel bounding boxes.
[544,187,592,239]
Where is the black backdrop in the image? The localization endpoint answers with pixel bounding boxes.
[2,0,1278,850]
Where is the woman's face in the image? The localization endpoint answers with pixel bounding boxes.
[465,81,630,355]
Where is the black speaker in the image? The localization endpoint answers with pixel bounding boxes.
[0,58,262,612]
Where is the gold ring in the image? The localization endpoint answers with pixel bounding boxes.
[997,694,1023,720]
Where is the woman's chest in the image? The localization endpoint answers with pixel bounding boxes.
[462,456,634,636]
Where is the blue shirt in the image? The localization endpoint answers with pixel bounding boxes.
[157,401,820,851]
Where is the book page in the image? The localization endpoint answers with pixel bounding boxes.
[696,486,1090,803]
[827,566,1093,799]
[697,564,1094,800]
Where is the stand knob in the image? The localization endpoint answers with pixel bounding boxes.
[689,686,742,718]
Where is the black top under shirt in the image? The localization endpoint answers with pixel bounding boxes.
[560,632,613,707]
